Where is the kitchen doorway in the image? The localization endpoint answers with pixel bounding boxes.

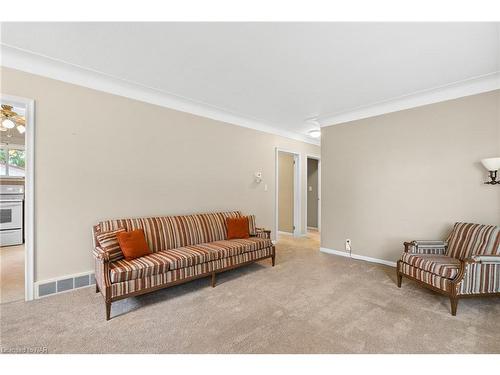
[0,95,35,303]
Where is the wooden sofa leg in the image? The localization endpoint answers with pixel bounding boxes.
[95,284,99,293]
[396,261,402,287]
[211,272,216,288]
[271,247,276,267]
[450,296,458,316]
[106,301,112,321]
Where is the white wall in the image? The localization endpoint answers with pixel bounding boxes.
[321,90,500,262]
[1,67,319,281]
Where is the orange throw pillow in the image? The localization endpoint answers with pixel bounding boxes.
[116,229,151,261]
[227,217,250,239]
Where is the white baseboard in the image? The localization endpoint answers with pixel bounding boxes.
[320,247,350,258]
[277,231,308,238]
[351,253,397,268]
[320,247,396,268]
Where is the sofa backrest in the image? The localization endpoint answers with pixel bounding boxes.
[446,222,500,260]
[94,211,242,252]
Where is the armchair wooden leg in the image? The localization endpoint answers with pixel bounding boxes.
[271,247,276,267]
[105,301,112,321]
[450,296,458,316]
[211,272,216,288]
[95,284,99,293]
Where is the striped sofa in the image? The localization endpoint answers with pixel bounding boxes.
[397,222,500,315]
[92,211,275,320]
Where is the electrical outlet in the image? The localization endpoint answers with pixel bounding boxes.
[345,239,351,252]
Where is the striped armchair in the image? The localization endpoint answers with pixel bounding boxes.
[397,222,500,315]
[92,211,275,320]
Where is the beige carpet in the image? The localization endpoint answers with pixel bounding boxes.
[0,245,25,304]
[1,233,499,353]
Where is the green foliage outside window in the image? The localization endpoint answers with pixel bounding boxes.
[8,149,25,168]
[0,148,25,176]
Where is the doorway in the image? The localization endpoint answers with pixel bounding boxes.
[306,156,320,239]
[0,95,34,303]
[275,148,300,237]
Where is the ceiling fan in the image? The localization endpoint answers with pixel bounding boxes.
[0,104,26,137]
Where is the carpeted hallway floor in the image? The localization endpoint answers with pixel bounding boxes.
[1,232,499,354]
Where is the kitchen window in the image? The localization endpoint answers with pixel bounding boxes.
[0,145,25,177]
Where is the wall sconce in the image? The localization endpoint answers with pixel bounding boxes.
[254,172,263,184]
[480,157,500,185]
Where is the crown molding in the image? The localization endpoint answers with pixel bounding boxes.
[319,71,500,127]
[1,44,320,146]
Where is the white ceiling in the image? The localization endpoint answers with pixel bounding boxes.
[1,22,499,143]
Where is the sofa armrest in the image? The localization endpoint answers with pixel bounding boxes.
[256,227,271,240]
[404,240,447,255]
[92,246,111,263]
[93,246,113,300]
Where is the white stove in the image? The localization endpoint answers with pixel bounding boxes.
[0,185,24,246]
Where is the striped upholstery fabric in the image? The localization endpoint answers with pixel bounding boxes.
[406,241,447,255]
[401,253,460,279]
[109,237,272,283]
[247,215,257,236]
[97,211,242,252]
[110,247,273,298]
[256,228,271,239]
[459,263,500,295]
[95,228,126,262]
[399,263,451,292]
[93,247,109,261]
[446,222,500,260]
[94,258,107,293]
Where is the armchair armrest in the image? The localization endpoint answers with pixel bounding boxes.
[255,227,271,240]
[453,255,500,295]
[469,255,500,264]
[404,240,447,255]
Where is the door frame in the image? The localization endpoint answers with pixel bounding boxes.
[1,94,35,301]
[305,154,321,232]
[275,147,301,237]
